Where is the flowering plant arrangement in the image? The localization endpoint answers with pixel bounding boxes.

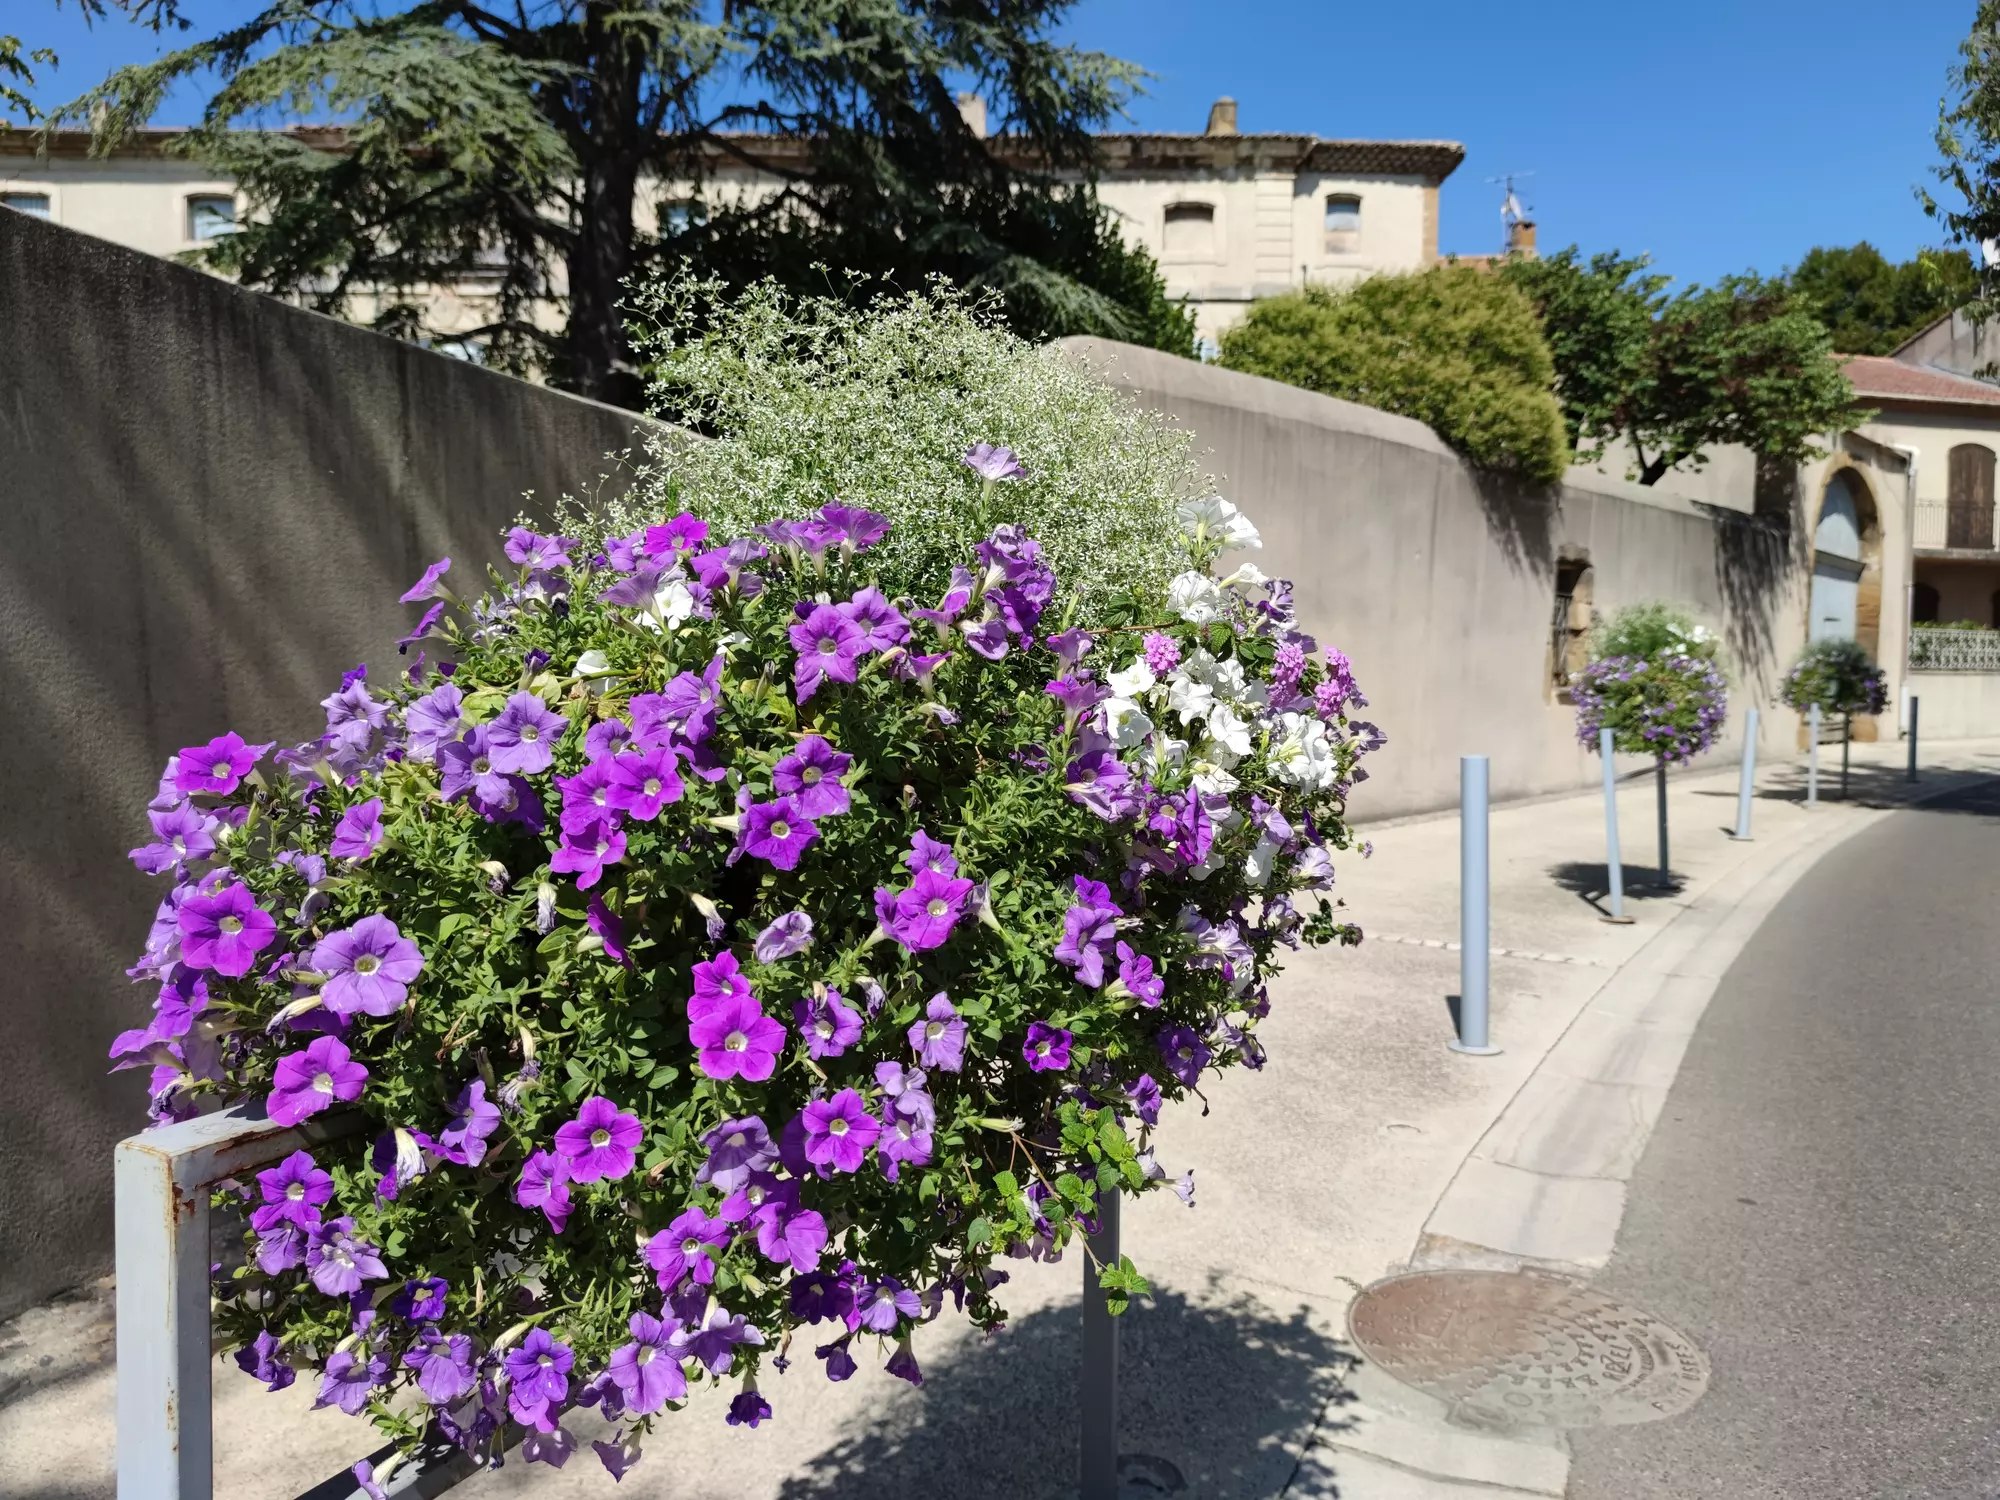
[115,442,1376,1481]
[1781,637,1888,717]
[1573,604,1729,765]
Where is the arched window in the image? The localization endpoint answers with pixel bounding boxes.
[1162,202,1216,262]
[1947,443,1995,549]
[1809,473,1864,643]
[1324,194,1361,253]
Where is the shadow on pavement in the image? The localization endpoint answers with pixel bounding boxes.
[776,1279,1355,1500]
[1547,861,1678,915]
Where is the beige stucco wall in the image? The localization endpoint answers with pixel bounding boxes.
[0,153,239,257]
[1902,672,2000,740]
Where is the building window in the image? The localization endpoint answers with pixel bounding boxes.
[660,199,705,236]
[1324,194,1361,254]
[1947,443,1996,550]
[1162,202,1216,262]
[2,192,51,219]
[186,194,238,243]
[1912,582,1940,624]
[1550,555,1593,692]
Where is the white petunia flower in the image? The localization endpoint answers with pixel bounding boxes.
[1166,672,1217,726]
[637,577,696,634]
[1166,572,1228,625]
[1177,495,1263,551]
[1219,562,1270,592]
[1207,704,1253,759]
[1271,712,1339,793]
[1102,698,1155,750]
[1108,659,1158,700]
[1243,837,1282,886]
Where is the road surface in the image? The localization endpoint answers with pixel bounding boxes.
[1569,778,2000,1498]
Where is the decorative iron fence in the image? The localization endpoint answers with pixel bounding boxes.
[1912,498,2000,551]
[1909,628,2000,672]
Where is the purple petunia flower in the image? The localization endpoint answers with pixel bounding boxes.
[877,1108,933,1181]
[389,1276,449,1323]
[555,757,618,834]
[788,605,867,702]
[962,615,1011,660]
[753,910,814,964]
[321,680,387,753]
[1114,942,1165,1006]
[753,1184,829,1272]
[606,746,684,821]
[794,989,863,1060]
[129,803,216,876]
[1054,906,1119,989]
[821,504,891,554]
[699,1116,777,1193]
[505,527,577,571]
[1046,628,1093,669]
[818,1339,859,1381]
[1157,1024,1211,1086]
[178,881,277,977]
[311,915,425,1017]
[648,1206,731,1290]
[315,1348,388,1416]
[436,1079,500,1166]
[800,1090,881,1174]
[587,894,633,968]
[268,1036,368,1125]
[306,1216,386,1296]
[175,731,271,797]
[329,798,385,861]
[583,717,633,761]
[856,1277,922,1333]
[644,512,710,558]
[609,1310,688,1415]
[400,557,453,604]
[486,692,569,775]
[552,816,627,891]
[836,585,909,652]
[255,1223,305,1274]
[727,1388,774,1427]
[234,1329,294,1392]
[251,1149,332,1233]
[739,796,818,872]
[555,1096,643,1182]
[673,1301,765,1376]
[907,994,967,1072]
[504,1327,574,1417]
[437,726,511,806]
[690,950,753,1020]
[404,1329,476,1406]
[771,736,852,819]
[515,1150,572,1232]
[1023,1021,1073,1073]
[886,1337,924,1386]
[1127,1073,1162,1125]
[690,995,787,1082]
[905,830,958,878]
[962,442,1026,483]
[882,868,974,953]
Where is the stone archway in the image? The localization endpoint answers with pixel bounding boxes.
[1808,466,1885,739]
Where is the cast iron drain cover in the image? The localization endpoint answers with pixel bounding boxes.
[1348,1270,1709,1429]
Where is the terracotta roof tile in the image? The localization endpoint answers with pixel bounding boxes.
[1843,354,2000,407]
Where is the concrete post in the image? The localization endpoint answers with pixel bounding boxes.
[1731,708,1759,841]
[1600,729,1633,923]
[1450,756,1501,1055]
[1655,758,1671,889]
[1080,1190,1121,1500]
[1908,696,1920,783]
[1841,712,1852,800]
[1807,704,1821,807]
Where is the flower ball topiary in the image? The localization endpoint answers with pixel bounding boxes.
[1573,606,1728,765]
[1781,637,1888,718]
[116,455,1379,1483]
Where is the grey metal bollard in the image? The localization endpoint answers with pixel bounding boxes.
[1730,708,1759,840]
[1807,704,1821,807]
[1655,758,1671,889]
[1600,728,1633,923]
[1080,1189,1122,1500]
[1908,695,1920,783]
[1450,756,1501,1055]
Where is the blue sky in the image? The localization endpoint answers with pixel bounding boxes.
[16,0,1979,288]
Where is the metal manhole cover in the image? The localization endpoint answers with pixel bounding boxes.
[1348,1270,1709,1429]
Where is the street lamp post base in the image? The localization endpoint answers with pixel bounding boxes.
[1447,1039,1504,1057]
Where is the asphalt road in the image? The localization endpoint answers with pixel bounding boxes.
[1569,778,2000,1500]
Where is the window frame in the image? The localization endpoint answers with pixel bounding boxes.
[2,189,54,220]
[1161,200,1219,264]
[1323,193,1362,255]
[185,193,239,244]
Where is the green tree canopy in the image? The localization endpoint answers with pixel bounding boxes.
[20,0,1195,405]
[1501,248,1865,486]
[1926,2,2000,338]
[1784,242,1977,354]
[1217,264,1571,484]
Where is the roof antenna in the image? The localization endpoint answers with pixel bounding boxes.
[1486,171,1536,254]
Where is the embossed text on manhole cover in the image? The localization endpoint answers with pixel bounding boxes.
[1347,1270,1709,1429]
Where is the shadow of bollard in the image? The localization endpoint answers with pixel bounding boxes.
[774,1281,1356,1500]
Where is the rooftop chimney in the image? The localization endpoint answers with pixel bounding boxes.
[956,92,988,140]
[1506,218,1537,257]
[1205,97,1238,137]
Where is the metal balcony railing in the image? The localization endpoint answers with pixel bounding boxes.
[1912,497,2000,551]
[1909,627,2000,672]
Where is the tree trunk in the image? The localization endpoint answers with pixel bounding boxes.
[565,4,645,409]
[1638,454,1670,486]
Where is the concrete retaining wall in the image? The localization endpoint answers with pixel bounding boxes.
[1062,338,1876,820]
[1907,674,2000,742]
[0,212,652,1319]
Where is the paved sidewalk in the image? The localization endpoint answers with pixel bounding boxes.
[7,737,1998,1500]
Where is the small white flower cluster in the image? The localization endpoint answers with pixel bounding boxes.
[1104,647,1266,798]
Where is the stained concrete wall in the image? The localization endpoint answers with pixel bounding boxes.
[1061,338,1901,820]
[0,211,652,1320]
[1904,674,2000,741]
